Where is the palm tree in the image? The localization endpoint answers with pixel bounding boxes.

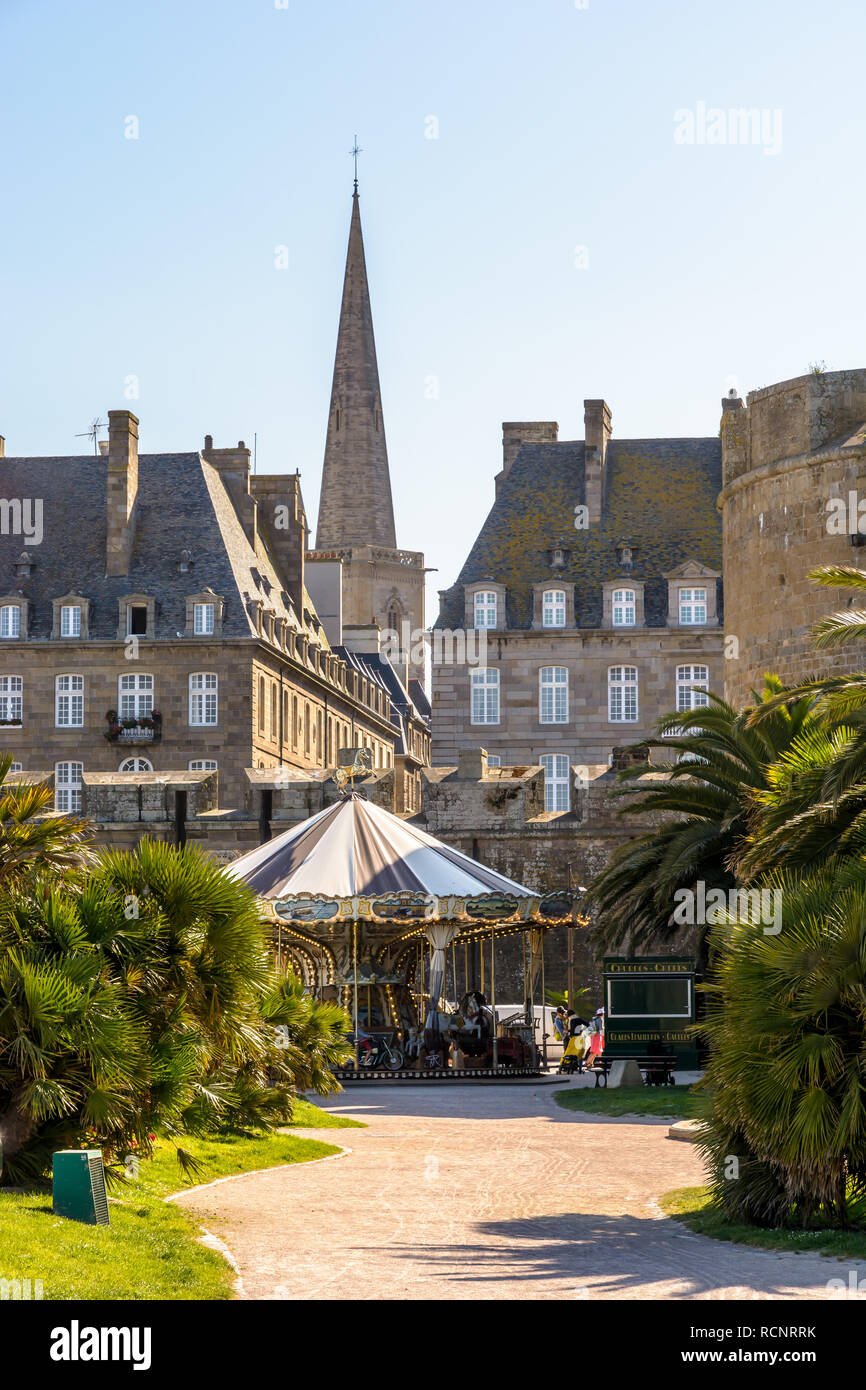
[698,859,866,1228]
[0,840,351,1184]
[585,680,816,964]
[0,753,92,885]
[809,564,866,648]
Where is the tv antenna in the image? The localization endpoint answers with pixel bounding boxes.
[75,418,108,455]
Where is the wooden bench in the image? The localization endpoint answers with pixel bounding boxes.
[638,1056,676,1087]
[586,1059,614,1088]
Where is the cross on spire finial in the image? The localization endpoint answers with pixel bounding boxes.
[350,135,362,194]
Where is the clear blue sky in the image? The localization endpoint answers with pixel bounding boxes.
[1,0,864,618]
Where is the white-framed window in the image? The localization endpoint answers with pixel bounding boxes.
[676,664,710,713]
[119,757,153,772]
[609,666,639,722]
[189,672,218,726]
[0,605,20,638]
[193,602,215,635]
[60,605,81,637]
[612,588,636,627]
[539,666,569,724]
[0,676,23,723]
[679,588,707,625]
[540,754,570,813]
[118,673,154,720]
[542,589,566,628]
[486,755,502,768]
[55,674,84,728]
[8,762,22,773]
[474,591,498,629]
[471,668,500,725]
[55,761,83,814]
[189,760,218,771]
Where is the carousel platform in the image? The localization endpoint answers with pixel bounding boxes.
[334,1067,567,1085]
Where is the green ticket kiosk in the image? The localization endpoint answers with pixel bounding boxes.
[602,957,698,1068]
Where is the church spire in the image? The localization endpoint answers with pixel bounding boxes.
[316,177,397,551]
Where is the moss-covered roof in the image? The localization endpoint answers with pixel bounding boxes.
[436,436,723,629]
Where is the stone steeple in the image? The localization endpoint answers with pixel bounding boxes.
[316,189,397,550]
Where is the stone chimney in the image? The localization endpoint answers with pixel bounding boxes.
[495,422,558,496]
[457,747,489,780]
[584,400,612,524]
[0,436,5,457]
[202,436,257,548]
[720,391,750,487]
[106,410,139,576]
[249,472,305,609]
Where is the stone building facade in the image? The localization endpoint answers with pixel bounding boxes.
[719,368,866,707]
[0,413,413,809]
[432,403,725,807]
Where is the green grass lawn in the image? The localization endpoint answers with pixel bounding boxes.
[661,1185,866,1261]
[0,1106,356,1301]
[554,1083,704,1120]
[286,1096,365,1129]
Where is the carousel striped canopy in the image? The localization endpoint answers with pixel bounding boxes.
[225,792,538,904]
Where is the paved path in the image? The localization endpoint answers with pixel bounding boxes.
[175,1083,865,1301]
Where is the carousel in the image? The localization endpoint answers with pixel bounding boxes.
[227,787,582,1080]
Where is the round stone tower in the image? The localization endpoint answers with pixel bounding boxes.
[719,368,866,709]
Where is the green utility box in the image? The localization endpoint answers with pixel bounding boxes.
[53,1149,110,1226]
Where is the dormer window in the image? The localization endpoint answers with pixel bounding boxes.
[547,539,571,569]
[0,604,20,638]
[128,605,147,636]
[616,540,635,570]
[186,589,224,639]
[52,594,90,640]
[474,591,498,629]
[194,602,214,635]
[14,552,34,579]
[61,604,81,637]
[117,594,156,641]
[542,589,566,628]
[178,549,195,574]
[612,589,636,627]
[679,588,707,625]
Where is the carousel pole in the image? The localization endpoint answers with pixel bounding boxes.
[540,928,548,1070]
[451,943,458,1007]
[490,922,498,1070]
[353,921,360,1071]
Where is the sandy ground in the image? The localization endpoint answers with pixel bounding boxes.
[173,1081,866,1301]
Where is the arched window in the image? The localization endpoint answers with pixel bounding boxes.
[540,754,570,813]
[612,589,636,627]
[55,674,84,728]
[676,665,710,713]
[189,673,218,726]
[271,682,278,739]
[304,704,311,756]
[539,667,568,724]
[283,690,290,743]
[470,668,500,725]
[118,673,153,720]
[608,666,638,723]
[473,591,498,629]
[119,757,153,772]
[258,675,266,733]
[316,709,323,758]
[55,761,83,814]
[292,695,299,748]
[189,760,218,771]
[542,590,566,628]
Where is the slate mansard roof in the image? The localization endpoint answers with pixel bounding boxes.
[0,450,315,641]
[436,435,723,630]
[335,645,430,756]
